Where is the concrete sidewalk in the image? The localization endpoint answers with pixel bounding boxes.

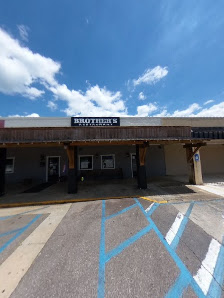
[0,176,223,208]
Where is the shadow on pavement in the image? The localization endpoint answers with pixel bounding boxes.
[0,176,222,207]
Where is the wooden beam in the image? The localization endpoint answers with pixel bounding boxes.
[183,143,207,148]
[0,143,63,148]
[184,143,206,163]
[66,146,75,169]
[0,139,210,148]
[139,144,148,166]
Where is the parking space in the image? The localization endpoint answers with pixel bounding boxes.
[0,191,224,297]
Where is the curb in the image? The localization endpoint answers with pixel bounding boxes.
[0,195,166,208]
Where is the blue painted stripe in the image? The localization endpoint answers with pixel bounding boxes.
[98,200,106,298]
[170,202,194,251]
[165,273,191,298]
[0,214,42,254]
[105,225,152,263]
[0,228,23,238]
[207,236,224,298]
[134,198,205,298]
[146,203,159,216]
[164,198,224,205]
[105,203,137,220]
[0,206,48,220]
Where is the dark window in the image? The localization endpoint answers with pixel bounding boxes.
[79,156,93,170]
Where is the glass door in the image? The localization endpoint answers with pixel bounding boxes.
[131,154,137,178]
[47,157,60,182]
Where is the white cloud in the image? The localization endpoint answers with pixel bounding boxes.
[2,27,223,119]
[204,99,214,105]
[47,101,58,111]
[170,103,201,117]
[17,25,29,42]
[50,84,127,116]
[194,102,224,117]
[138,92,146,100]
[8,113,40,117]
[154,102,224,117]
[136,103,157,117]
[0,28,128,116]
[0,28,60,99]
[133,66,168,87]
[154,109,168,117]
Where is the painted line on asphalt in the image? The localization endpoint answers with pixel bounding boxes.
[105,225,152,263]
[98,200,106,298]
[0,206,49,220]
[165,213,184,246]
[194,238,222,296]
[208,235,224,297]
[166,203,194,251]
[0,204,71,298]
[0,228,24,238]
[134,198,205,298]
[165,272,191,298]
[0,196,140,208]
[0,195,169,209]
[162,197,224,205]
[145,202,159,216]
[105,203,137,220]
[98,200,153,298]
[140,196,167,203]
[0,214,42,254]
[145,203,155,213]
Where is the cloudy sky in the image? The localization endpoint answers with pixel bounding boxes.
[1,0,224,118]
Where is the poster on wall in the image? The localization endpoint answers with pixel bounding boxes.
[102,155,115,169]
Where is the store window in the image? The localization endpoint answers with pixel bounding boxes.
[101,155,115,169]
[5,157,15,173]
[79,156,93,170]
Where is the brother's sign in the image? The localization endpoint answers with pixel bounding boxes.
[71,117,120,127]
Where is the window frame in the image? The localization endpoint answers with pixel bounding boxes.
[101,154,115,170]
[5,157,15,174]
[79,155,93,170]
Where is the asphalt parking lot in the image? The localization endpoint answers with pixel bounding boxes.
[0,189,224,298]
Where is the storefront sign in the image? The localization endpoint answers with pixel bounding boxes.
[71,117,120,127]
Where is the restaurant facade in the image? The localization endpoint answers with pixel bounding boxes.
[0,116,224,196]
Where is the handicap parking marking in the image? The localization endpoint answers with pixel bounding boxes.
[0,214,42,254]
[105,203,138,220]
[165,202,194,251]
[0,206,49,221]
[208,236,224,298]
[0,203,72,298]
[194,238,223,296]
[135,198,205,298]
[98,198,224,298]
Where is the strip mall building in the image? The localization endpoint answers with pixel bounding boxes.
[0,116,224,196]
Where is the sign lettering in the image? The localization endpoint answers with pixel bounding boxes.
[71,117,120,127]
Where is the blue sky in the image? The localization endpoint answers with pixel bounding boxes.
[1,0,224,117]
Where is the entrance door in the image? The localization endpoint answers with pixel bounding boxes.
[47,157,60,182]
[131,154,137,178]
